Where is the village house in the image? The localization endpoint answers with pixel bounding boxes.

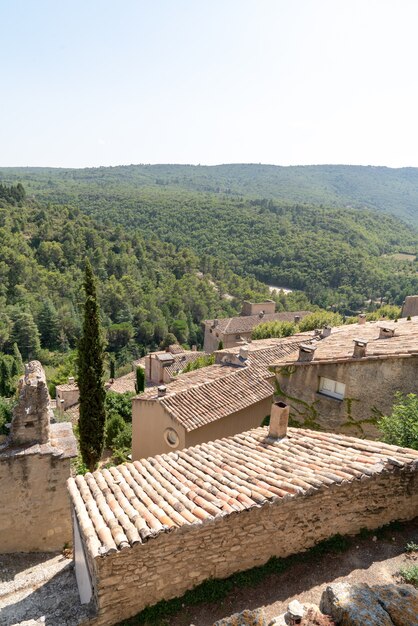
[131,335,304,459]
[142,344,207,384]
[271,316,418,438]
[68,408,418,626]
[0,361,76,553]
[203,300,311,352]
[56,376,79,412]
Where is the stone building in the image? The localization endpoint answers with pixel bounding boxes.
[131,335,304,459]
[143,344,207,384]
[68,413,418,626]
[271,316,418,438]
[56,377,79,412]
[401,294,418,318]
[0,361,77,553]
[203,306,311,353]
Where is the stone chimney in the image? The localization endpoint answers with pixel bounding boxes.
[269,401,289,439]
[258,310,265,319]
[68,376,75,385]
[213,319,219,328]
[239,346,249,360]
[157,385,167,398]
[298,343,317,362]
[10,361,52,446]
[353,338,368,358]
[358,314,366,325]
[321,325,331,338]
[379,325,395,339]
[294,315,301,324]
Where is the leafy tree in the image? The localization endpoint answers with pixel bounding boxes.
[109,355,116,380]
[37,299,60,350]
[378,392,418,450]
[181,354,215,373]
[77,260,106,471]
[135,366,145,394]
[252,321,297,340]
[160,333,178,350]
[11,310,41,360]
[0,357,12,397]
[297,312,344,332]
[12,342,23,376]
[107,322,134,352]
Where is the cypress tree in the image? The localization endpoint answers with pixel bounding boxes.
[109,355,116,380]
[77,259,106,471]
[0,357,10,397]
[135,366,145,394]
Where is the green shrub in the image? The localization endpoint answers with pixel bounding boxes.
[0,396,13,435]
[297,311,343,332]
[365,304,401,321]
[399,564,418,587]
[181,354,215,373]
[105,412,126,448]
[405,541,418,552]
[378,392,418,450]
[105,391,134,423]
[252,320,297,340]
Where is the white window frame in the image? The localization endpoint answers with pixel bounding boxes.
[318,377,345,400]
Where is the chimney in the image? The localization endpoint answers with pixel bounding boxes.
[191,345,197,352]
[358,313,366,325]
[321,325,331,338]
[294,315,301,324]
[353,338,368,358]
[213,319,219,328]
[379,325,395,339]
[68,376,75,385]
[269,401,289,439]
[258,310,265,319]
[157,385,167,398]
[239,346,249,360]
[298,343,317,362]
[314,328,321,337]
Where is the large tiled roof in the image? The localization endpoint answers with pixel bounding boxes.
[56,383,78,392]
[271,317,418,368]
[139,365,274,431]
[163,351,208,378]
[68,426,418,556]
[107,371,136,394]
[204,311,311,335]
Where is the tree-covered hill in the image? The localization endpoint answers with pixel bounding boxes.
[0,186,279,363]
[2,163,418,224]
[1,168,418,312]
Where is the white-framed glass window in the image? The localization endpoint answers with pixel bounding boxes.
[319,377,345,400]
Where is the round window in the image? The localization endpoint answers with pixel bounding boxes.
[165,428,179,448]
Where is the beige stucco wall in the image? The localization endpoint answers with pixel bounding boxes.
[0,451,73,552]
[241,301,275,316]
[132,400,186,460]
[185,397,272,448]
[56,387,80,411]
[275,356,418,438]
[81,466,418,626]
[132,395,272,461]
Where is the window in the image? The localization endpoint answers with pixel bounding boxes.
[164,428,179,448]
[318,377,345,400]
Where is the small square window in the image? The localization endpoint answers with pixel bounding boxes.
[319,377,345,400]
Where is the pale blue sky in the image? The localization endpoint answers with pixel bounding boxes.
[2,0,418,168]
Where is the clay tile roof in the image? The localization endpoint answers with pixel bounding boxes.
[164,351,208,378]
[68,426,418,556]
[204,311,312,335]
[139,365,274,431]
[107,371,136,394]
[56,383,78,391]
[271,316,418,368]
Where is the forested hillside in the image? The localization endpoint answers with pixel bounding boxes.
[0,184,282,365]
[1,167,418,314]
[2,163,418,224]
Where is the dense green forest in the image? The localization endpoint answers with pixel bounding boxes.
[0,184,300,371]
[1,167,417,312]
[2,163,418,224]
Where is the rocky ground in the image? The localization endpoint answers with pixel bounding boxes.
[0,519,417,626]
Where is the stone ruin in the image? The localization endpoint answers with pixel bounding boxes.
[0,360,77,553]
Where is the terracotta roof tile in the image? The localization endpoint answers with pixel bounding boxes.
[107,371,136,394]
[204,311,311,335]
[271,316,418,368]
[68,426,418,556]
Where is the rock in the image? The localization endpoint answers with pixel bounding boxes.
[268,615,287,626]
[373,583,418,626]
[288,599,304,619]
[214,608,267,626]
[320,582,394,626]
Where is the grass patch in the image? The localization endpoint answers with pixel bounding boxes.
[405,541,418,553]
[399,564,418,587]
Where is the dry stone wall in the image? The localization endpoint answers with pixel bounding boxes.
[82,466,418,626]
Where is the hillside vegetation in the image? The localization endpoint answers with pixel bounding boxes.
[1,166,418,313]
[0,184,283,367]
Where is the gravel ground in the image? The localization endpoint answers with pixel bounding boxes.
[0,518,417,626]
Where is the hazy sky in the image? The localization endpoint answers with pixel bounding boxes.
[2,0,418,168]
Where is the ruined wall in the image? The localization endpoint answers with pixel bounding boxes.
[0,361,77,553]
[275,356,418,438]
[0,441,74,552]
[83,466,418,626]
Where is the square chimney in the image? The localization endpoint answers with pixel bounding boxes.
[298,343,317,362]
[379,325,395,339]
[358,314,366,325]
[353,338,368,358]
[269,401,289,439]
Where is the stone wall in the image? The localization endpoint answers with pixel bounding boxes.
[275,356,418,438]
[82,465,418,626]
[0,361,77,553]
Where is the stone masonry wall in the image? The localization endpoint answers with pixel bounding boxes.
[83,466,418,626]
[0,450,73,552]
